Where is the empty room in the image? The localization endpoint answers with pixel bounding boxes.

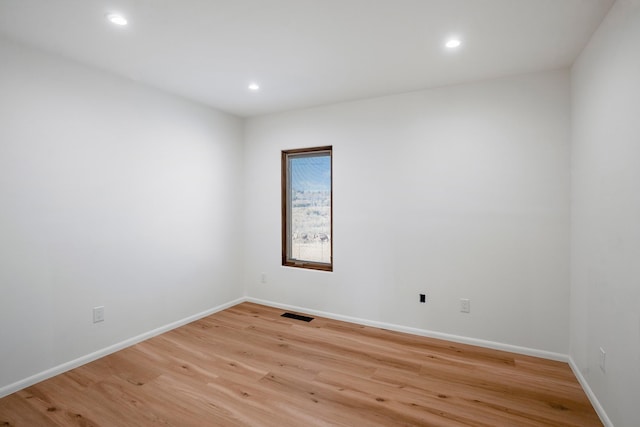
[0,0,638,426]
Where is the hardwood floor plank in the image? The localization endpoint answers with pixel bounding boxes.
[0,302,602,426]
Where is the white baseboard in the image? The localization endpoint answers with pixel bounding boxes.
[0,297,245,399]
[568,357,613,427]
[245,297,568,362]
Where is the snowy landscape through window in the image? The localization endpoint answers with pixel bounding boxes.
[281,146,332,271]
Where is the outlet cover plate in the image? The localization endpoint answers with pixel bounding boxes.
[460,299,470,313]
[93,306,105,323]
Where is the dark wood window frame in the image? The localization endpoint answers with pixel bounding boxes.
[281,146,333,272]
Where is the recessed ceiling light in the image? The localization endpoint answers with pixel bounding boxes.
[248,83,260,91]
[445,39,462,49]
[106,13,128,26]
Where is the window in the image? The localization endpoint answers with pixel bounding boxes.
[282,146,332,271]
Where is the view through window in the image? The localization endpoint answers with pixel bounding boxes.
[282,146,332,271]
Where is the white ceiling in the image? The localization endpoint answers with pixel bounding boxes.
[0,0,614,117]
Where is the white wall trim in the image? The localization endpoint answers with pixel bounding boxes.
[246,297,568,362]
[568,357,613,427]
[0,297,245,399]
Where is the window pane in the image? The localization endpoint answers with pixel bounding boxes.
[282,147,332,271]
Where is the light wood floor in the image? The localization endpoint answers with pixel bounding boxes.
[0,302,602,426]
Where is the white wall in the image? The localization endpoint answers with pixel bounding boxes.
[0,37,244,392]
[243,70,571,355]
[571,0,640,425]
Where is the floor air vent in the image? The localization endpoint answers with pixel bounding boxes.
[281,312,314,322]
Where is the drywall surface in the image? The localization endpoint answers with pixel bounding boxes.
[571,0,640,425]
[0,37,244,390]
[243,69,571,354]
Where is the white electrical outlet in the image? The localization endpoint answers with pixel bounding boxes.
[460,299,471,313]
[599,347,606,372]
[260,273,267,284]
[93,306,105,323]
